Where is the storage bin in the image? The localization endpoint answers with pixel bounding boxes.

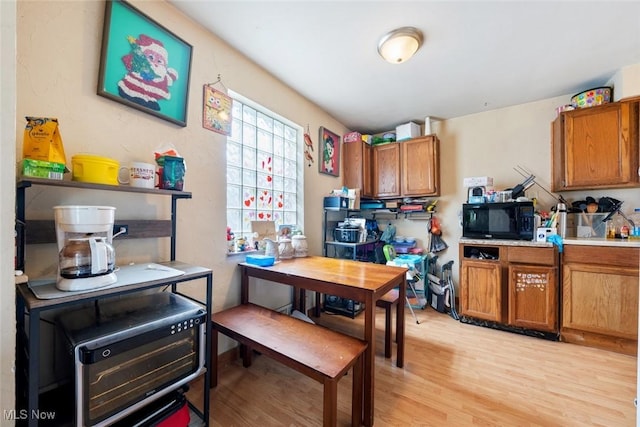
[577,213,608,238]
[343,131,362,143]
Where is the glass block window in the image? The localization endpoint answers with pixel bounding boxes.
[226,91,302,241]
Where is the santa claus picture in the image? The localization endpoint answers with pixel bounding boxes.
[117,34,179,111]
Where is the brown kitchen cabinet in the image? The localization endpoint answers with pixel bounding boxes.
[371,135,440,199]
[460,253,503,322]
[459,242,558,334]
[561,244,639,355]
[342,140,373,197]
[551,100,640,191]
[372,142,401,198]
[401,136,440,197]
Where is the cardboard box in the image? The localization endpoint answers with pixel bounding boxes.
[323,196,349,209]
[463,176,494,187]
[536,227,557,242]
[20,159,65,180]
[396,122,421,141]
[343,131,362,143]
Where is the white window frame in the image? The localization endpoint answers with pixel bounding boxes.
[226,90,304,247]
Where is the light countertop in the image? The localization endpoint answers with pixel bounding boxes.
[459,238,553,247]
[460,237,640,248]
[562,237,640,248]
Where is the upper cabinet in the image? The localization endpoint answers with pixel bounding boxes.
[372,142,401,198]
[342,140,373,198]
[344,135,439,199]
[401,136,440,197]
[551,100,640,191]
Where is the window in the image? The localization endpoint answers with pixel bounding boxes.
[226,91,302,245]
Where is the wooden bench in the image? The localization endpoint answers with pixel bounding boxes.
[211,303,367,427]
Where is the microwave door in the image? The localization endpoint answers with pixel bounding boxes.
[464,208,488,237]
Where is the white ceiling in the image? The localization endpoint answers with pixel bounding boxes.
[170,1,640,134]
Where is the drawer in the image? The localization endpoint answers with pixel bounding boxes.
[507,246,557,266]
[563,245,640,268]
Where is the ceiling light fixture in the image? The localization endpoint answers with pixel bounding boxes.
[377,27,423,64]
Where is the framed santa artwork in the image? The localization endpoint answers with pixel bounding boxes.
[97,0,193,127]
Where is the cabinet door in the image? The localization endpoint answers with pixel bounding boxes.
[343,141,373,197]
[508,264,557,331]
[562,262,638,340]
[460,259,503,322]
[372,143,401,198]
[552,101,639,191]
[401,136,440,197]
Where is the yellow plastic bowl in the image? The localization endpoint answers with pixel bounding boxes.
[72,154,119,185]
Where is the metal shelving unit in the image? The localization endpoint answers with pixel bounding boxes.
[14,179,211,427]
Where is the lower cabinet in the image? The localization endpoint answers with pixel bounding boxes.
[561,245,639,355]
[459,242,559,334]
[460,256,503,322]
[508,264,557,331]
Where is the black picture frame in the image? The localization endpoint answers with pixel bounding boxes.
[97,0,193,127]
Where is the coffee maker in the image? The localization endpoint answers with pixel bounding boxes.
[53,205,117,291]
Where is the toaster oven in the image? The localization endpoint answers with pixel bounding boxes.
[57,292,206,427]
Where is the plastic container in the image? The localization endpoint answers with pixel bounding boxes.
[245,254,275,267]
[71,154,119,185]
[577,213,607,238]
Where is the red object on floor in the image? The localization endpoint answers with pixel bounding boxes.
[157,402,190,427]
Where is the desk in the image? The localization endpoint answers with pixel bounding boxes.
[240,256,407,426]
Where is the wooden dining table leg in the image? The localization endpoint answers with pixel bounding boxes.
[397,277,406,368]
[363,295,375,426]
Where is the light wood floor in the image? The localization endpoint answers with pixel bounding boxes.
[188,307,637,426]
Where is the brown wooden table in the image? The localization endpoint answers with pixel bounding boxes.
[240,256,407,426]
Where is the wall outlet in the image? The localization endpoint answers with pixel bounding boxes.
[113,224,129,236]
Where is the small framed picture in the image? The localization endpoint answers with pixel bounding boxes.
[278,224,295,240]
[318,127,340,177]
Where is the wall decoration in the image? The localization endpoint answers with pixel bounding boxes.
[97,0,193,127]
[203,77,232,135]
[319,126,340,177]
[303,124,314,167]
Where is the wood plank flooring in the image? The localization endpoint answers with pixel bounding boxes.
[188,307,637,426]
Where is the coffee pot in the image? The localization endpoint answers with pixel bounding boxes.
[59,237,115,279]
[54,206,118,291]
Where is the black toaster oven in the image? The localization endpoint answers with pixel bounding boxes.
[57,292,206,427]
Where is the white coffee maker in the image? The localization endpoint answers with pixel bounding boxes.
[53,206,117,291]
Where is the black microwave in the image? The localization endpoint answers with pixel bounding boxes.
[462,201,535,240]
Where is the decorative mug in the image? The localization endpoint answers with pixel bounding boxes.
[118,162,155,189]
